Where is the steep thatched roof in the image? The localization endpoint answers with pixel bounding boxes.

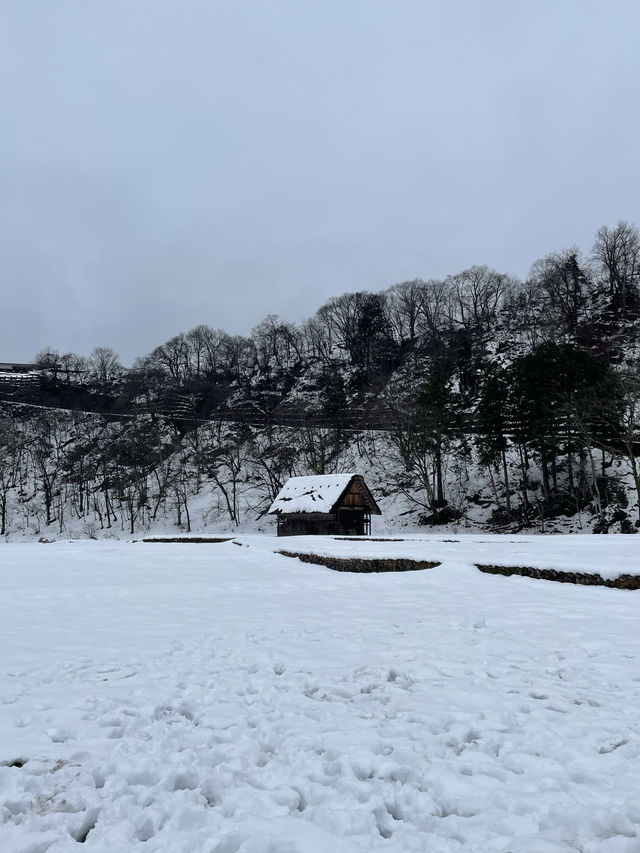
[268,474,381,515]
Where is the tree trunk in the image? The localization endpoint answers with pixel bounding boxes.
[434,443,445,507]
[628,449,640,523]
[184,496,191,533]
[518,444,530,524]
[501,449,511,515]
[540,452,551,499]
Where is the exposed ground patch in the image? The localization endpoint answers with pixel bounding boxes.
[279,551,440,573]
[333,537,407,542]
[142,537,233,544]
[476,563,640,589]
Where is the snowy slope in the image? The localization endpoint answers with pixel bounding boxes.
[1,539,640,852]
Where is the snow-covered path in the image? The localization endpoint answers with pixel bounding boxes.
[1,539,640,852]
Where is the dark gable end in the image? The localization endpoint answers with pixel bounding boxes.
[330,475,382,515]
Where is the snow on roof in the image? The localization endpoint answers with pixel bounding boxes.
[267,474,357,515]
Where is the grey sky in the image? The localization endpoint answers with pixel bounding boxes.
[2,1,639,364]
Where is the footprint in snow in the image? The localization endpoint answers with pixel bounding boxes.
[47,729,74,743]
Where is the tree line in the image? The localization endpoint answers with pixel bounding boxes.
[1,220,640,536]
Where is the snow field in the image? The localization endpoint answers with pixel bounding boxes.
[1,539,640,852]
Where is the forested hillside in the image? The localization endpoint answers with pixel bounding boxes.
[2,221,640,538]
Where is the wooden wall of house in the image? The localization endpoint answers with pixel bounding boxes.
[276,510,371,537]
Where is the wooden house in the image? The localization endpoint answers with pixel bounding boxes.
[268,473,381,536]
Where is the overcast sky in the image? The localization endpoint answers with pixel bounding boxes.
[2,1,639,364]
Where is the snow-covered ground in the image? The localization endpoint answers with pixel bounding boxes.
[1,537,640,852]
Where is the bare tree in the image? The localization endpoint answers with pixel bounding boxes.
[415,278,451,340]
[87,347,123,387]
[149,334,191,382]
[387,280,425,343]
[34,348,62,380]
[447,266,513,332]
[528,249,590,339]
[252,315,303,374]
[60,352,88,383]
[592,221,640,316]
[197,421,250,525]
